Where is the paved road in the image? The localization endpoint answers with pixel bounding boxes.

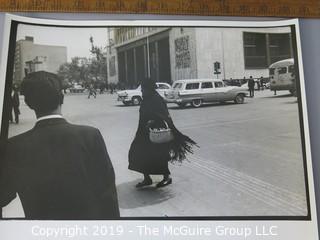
[3,90,308,217]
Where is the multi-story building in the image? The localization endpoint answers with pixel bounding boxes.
[107,27,171,88]
[13,36,67,84]
[106,26,293,88]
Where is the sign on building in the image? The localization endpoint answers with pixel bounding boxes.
[175,36,191,69]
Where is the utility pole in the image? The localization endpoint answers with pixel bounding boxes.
[146,35,151,78]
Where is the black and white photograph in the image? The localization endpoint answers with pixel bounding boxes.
[0,16,315,221]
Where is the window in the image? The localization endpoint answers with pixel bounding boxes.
[278,67,287,74]
[269,33,292,64]
[109,56,116,77]
[214,82,224,88]
[269,68,275,75]
[288,65,295,73]
[173,83,182,89]
[157,84,170,89]
[186,83,200,90]
[201,82,213,89]
[244,32,267,68]
[244,32,292,69]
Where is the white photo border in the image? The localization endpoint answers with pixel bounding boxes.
[0,14,317,223]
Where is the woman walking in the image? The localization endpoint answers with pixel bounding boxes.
[128,79,197,188]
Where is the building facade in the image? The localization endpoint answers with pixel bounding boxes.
[13,36,67,84]
[107,27,171,88]
[106,26,293,88]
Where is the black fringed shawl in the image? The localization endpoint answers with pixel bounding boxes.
[139,92,198,163]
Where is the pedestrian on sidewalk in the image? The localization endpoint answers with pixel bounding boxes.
[0,71,119,219]
[260,76,264,91]
[110,84,114,94]
[248,76,255,97]
[99,82,105,94]
[128,78,198,188]
[88,83,97,98]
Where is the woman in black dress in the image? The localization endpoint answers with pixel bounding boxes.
[128,79,197,188]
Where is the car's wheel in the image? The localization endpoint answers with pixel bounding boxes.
[177,103,186,108]
[132,96,142,105]
[191,99,202,108]
[234,94,245,104]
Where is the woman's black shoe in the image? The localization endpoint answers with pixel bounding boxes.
[156,178,172,188]
[136,179,153,188]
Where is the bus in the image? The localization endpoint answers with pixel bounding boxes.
[269,58,296,95]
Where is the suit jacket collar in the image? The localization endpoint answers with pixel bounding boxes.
[34,118,68,128]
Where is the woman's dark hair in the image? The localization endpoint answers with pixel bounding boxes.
[20,71,64,114]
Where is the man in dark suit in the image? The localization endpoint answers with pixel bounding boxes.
[0,71,119,219]
[248,76,255,98]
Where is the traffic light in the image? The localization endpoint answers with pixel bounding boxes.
[214,61,220,71]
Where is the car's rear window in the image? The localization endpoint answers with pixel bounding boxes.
[173,83,183,89]
[278,67,287,74]
[214,82,224,88]
[186,83,200,90]
[288,65,295,73]
[157,84,170,89]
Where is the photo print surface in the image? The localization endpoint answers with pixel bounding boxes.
[0,16,315,221]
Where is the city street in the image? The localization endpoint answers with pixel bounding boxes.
[4,89,308,217]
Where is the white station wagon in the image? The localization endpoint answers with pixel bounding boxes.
[165,79,248,108]
[117,82,171,105]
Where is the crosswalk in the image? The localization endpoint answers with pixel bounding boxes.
[186,154,308,216]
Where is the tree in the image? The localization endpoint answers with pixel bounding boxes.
[57,57,89,86]
[89,36,108,87]
[57,36,108,90]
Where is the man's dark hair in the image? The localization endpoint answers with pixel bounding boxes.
[20,71,64,114]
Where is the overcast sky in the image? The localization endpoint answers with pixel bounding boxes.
[16,24,109,61]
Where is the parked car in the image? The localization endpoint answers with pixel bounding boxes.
[117,82,171,105]
[165,79,248,108]
[69,83,85,93]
